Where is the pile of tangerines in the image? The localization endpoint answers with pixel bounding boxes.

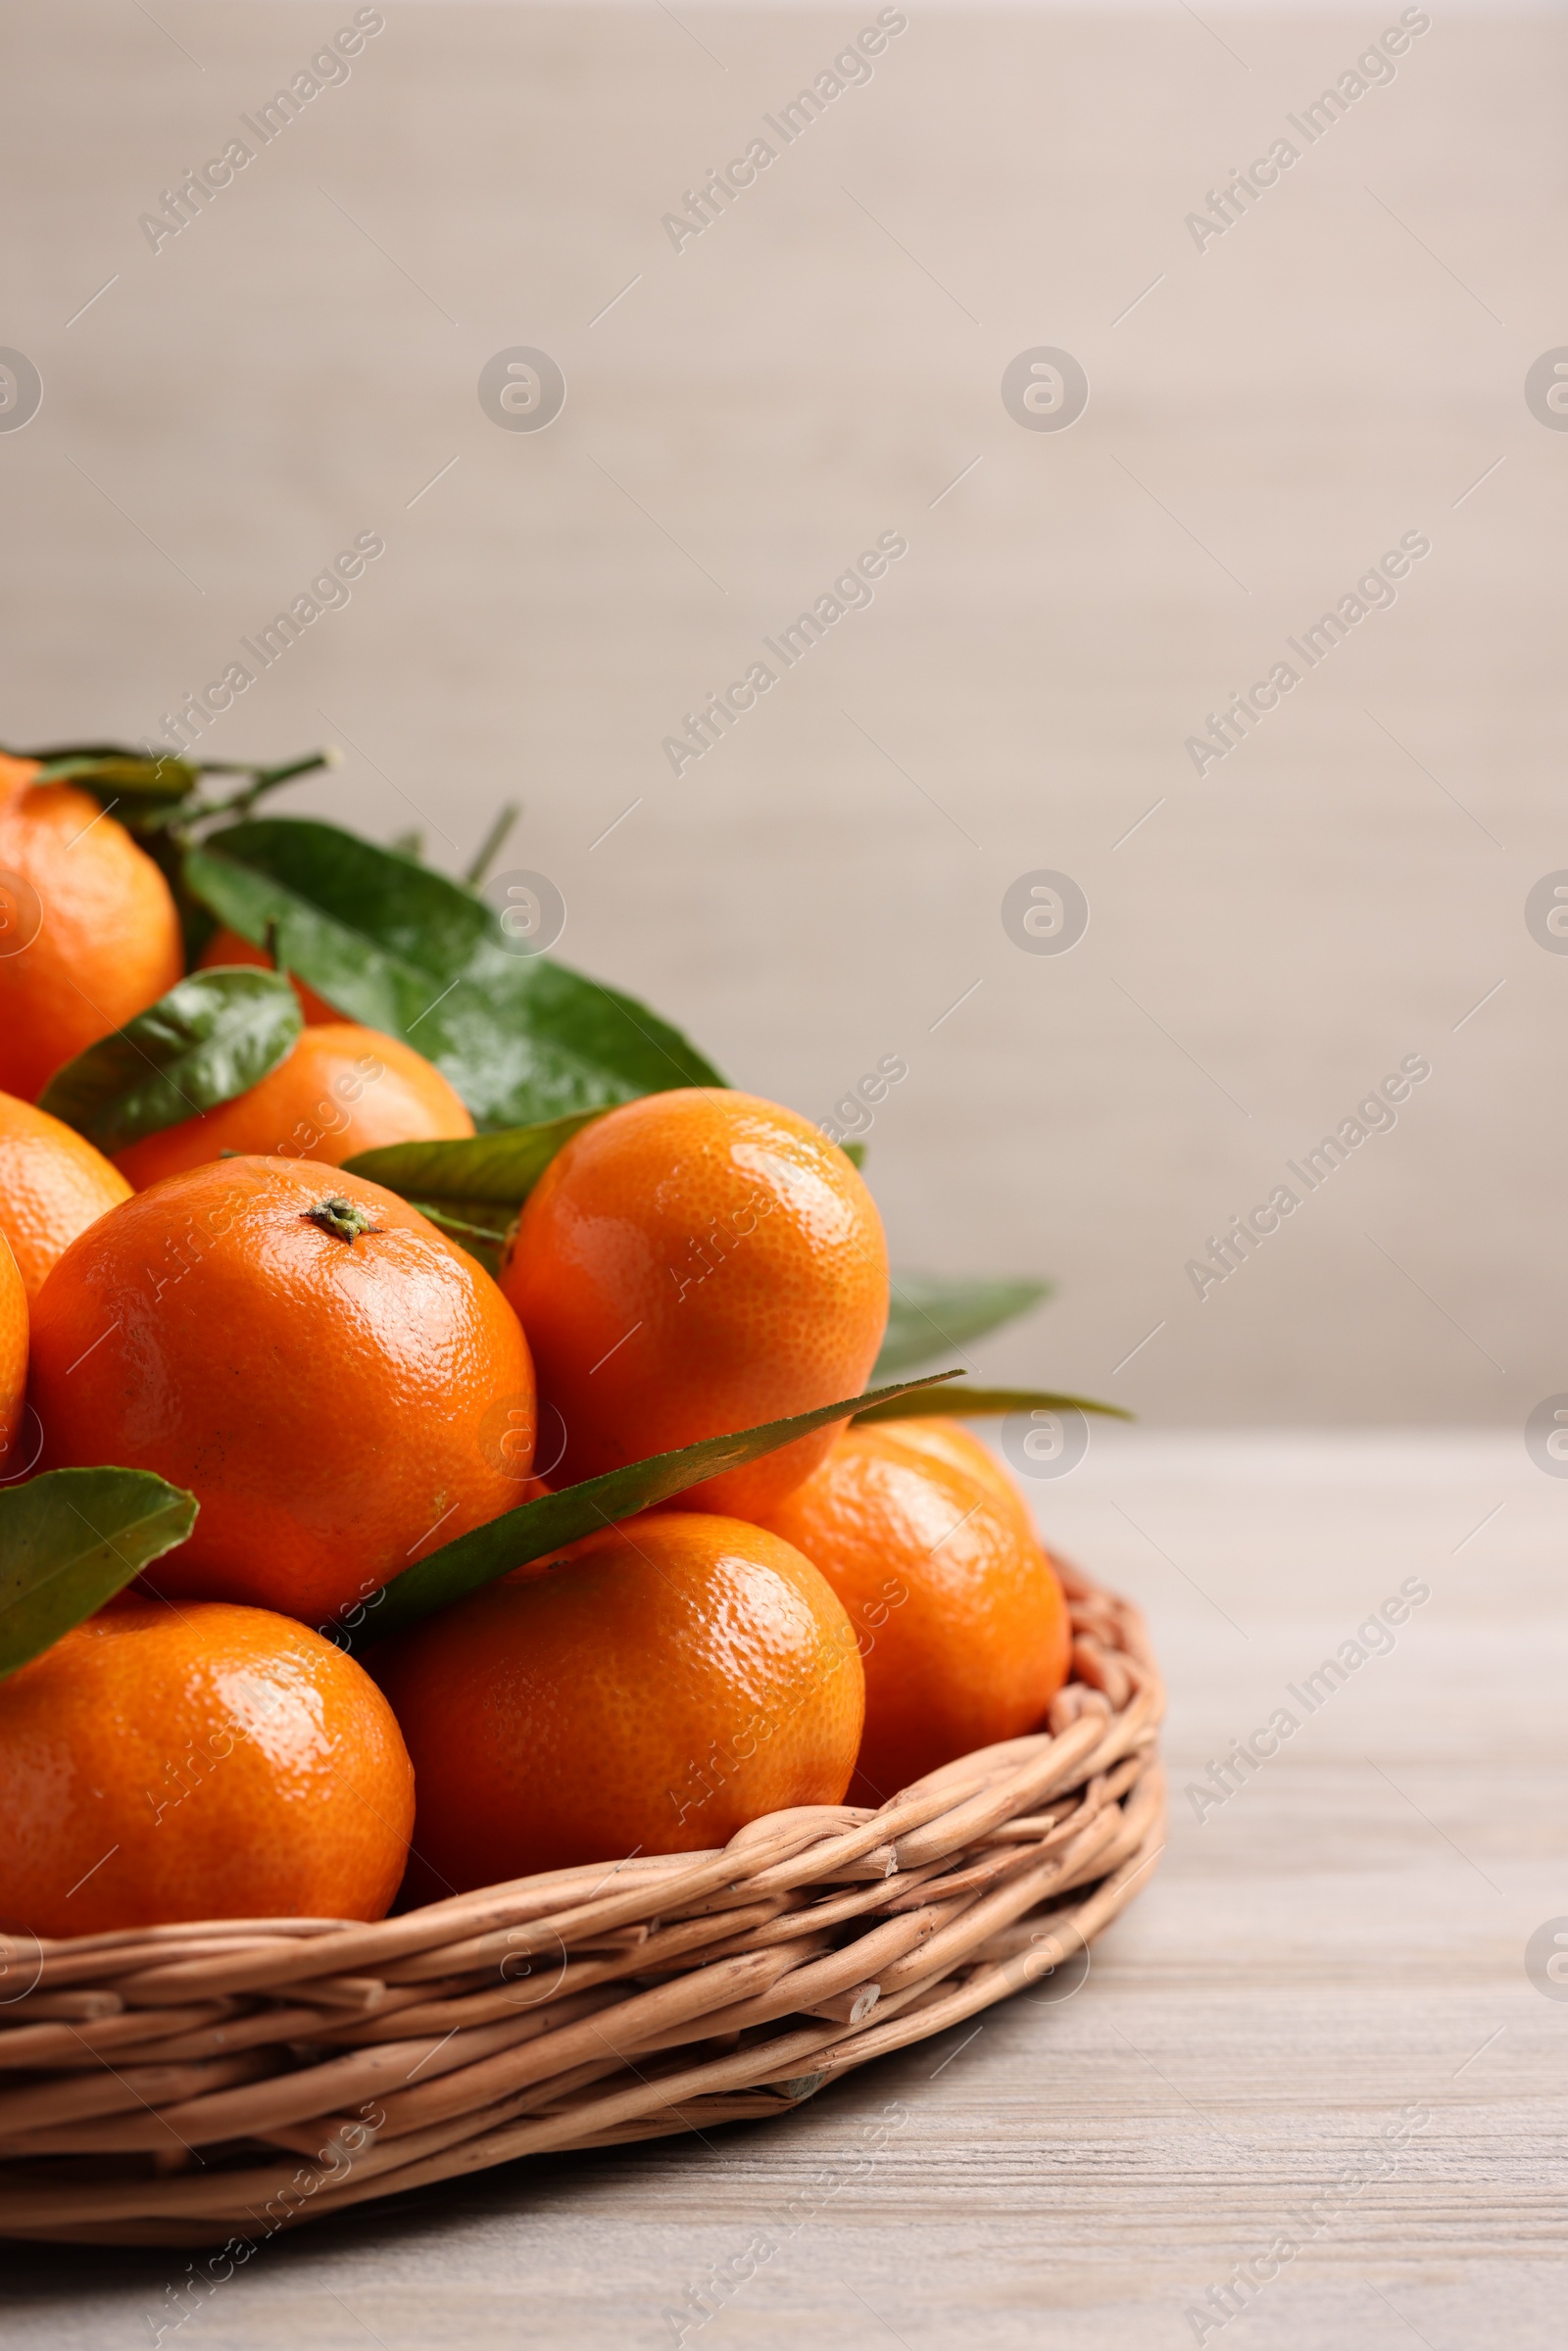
[0,745,1091,1942]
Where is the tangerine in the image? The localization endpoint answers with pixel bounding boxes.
[29,1157,535,1626]
[758,1418,1072,1804]
[501,1089,888,1517]
[114,1022,473,1189]
[0,779,182,1102]
[374,1510,864,1896]
[196,926,342,1025]
[0,1597,414,1935]
[0,1087,131,1298]
[868,1413,1038,1526]
[0,1232,25,1482]
[0,755,40,800]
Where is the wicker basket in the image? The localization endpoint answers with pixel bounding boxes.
[0,1563,1163,2248]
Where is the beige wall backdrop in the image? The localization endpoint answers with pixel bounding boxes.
[2,2,1563,1425]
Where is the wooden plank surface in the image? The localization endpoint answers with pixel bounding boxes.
[3,1430,1564,2347]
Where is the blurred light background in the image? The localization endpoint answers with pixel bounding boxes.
[3,0,1560,1426]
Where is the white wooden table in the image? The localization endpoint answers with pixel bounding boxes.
[5,1432,1563,2348]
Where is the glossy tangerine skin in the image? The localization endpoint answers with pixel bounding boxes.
[501,1089,889,1519]
[760,1419,1073,1806]
[871,1414,1040,1525]
[374,1511,865,1898]
[29,1157,535,1625]
[0,780,183,1102]
[115,1023,473,1190]
[0,1087,130,1298]
[0,1232,25,1479]
[0,1598,414,1935]
[196,926,342,1025]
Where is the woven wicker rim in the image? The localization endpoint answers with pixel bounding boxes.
[0,1560,1164,2247]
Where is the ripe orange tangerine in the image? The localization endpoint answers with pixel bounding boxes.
[0,1231,25,1482]
[501,1089,889,1518]
[0,1087,130,1298]
[373,1511,865,1897]
[0,755,40,801]
[868,1413,1041,1532]
[759,1418,1072,1804]
[0,1597,414,1935]
[29,1157,535,1626]
[0,780,182,1102]
[114,1022,473,1189]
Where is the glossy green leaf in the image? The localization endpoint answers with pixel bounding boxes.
[345,1116,609,1277]
[38,969,303,1153]
[184,819,726,1128]
[343,1368,963,1655]
[0,1469,199,1685]
[874,1273,1053,1376]
[853,1386,1130,1426]
[345,1113,603,1214]
[184,819,476,1018]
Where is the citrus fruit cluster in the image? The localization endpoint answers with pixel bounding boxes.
[0,743,1102,1938]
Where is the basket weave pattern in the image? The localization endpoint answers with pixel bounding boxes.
[0,1565,1163,2247]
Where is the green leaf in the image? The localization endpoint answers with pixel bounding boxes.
[345,1116,608,1276]
[184,818,726,1128]
[8,742,332,788]
[38,969,303,1154]
[345,1113,603,1214]
[841,1140,866,1168]
[874,1273,1053,1376]
[184,821,474,1017]
[854,1386,1131,1426]
[344,1368,963,1655]
[30,753,200,802]
[0,1468,199,1685]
